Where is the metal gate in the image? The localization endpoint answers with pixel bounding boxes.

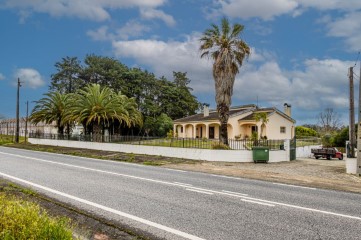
[290,137,296,161]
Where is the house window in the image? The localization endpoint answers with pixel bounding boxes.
[180,126,183,133]
[280,126,286,134]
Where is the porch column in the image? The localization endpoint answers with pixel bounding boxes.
[205,123,209,139]
[173,124,177,137]
[192,124,197,138]
[182,124,186,138]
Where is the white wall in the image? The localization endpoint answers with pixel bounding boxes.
[296,145,321,158]
[29,138,290,163]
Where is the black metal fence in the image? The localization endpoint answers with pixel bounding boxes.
[29,133,286,150]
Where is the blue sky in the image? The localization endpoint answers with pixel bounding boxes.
[1,0,361,126]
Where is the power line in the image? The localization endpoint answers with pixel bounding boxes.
[353,51,360,67]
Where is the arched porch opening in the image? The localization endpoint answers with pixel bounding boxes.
[195,124,206,139]
[239,123,258,139]
[208,123,220,139]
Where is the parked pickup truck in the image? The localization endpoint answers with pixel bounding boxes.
[311,147,343,160]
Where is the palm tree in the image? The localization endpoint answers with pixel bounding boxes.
[200,17,250,145]
[253,112,269,139]
[68,84,142,141]
[30,91,71,134]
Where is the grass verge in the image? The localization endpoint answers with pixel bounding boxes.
[0,193,74,239]
[6,143,201,166]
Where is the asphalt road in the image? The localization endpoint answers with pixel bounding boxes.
[0,146,361,240]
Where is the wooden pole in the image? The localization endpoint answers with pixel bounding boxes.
[357,63,361,176]
[349,67,356,158]
[15,78,21,143]
[25,101,28,143]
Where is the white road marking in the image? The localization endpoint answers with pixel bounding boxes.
[2,151,361,221]
[0,172,205,240]
[272,182,316,190]
[241,199,275,207]
[174,182,193,187]
[222,190,248,196]
[166,169,187,173]
[211,174,241,180]
[186,189,214,195]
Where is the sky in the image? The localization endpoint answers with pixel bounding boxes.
[1,0,361,126]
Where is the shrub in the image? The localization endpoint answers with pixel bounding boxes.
[211,142,231,150]
[0,194,73,239]
[166,130,174,139]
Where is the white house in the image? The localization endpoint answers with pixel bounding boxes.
[173,103,295,140]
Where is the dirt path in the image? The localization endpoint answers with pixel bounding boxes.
[163,158,361,193]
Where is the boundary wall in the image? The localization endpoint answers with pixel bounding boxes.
[29,138,290,163]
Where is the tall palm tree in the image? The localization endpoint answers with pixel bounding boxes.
[68,84,142,140]
[200,17,250,145]
[30,91,71,134]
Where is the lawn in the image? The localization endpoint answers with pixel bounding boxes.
[0,135,25,145]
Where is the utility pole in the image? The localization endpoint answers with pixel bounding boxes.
[357,63,361,176]
[25,101,29,144]
[15,78,21,143]
[349,67,356,158]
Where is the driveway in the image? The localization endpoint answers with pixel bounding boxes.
[163,157,361,193]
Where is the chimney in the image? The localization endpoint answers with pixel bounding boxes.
[284,103,291,117]
[203,104,209,117]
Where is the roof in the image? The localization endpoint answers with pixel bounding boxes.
[174,105,296,123]
[174,104,256,123]
[238,107,295,123]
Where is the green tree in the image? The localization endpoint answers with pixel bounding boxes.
[200,17,250,145]
[50,57,82,94]
[81,55,127,90]
[295,126,318,138]
[68,84,142,139]
[173,71,192,90]
[30,92,71,134]
[332,127,349,147]
[144,113,173,137]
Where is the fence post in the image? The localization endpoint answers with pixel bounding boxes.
[183,138,184,148]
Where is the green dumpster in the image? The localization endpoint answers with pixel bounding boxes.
[252,146,269,163]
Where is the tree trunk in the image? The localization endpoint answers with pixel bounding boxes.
[57,119,64,135]
[93,123,102,142]
[217,103,229,145]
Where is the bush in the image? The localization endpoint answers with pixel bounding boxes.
[211,142,231,150]
[0,194,73,239]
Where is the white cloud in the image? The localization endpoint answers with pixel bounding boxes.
[87,26,111,41]
[112,34,214,93]
[213,0,361,21]
[87,21,151,42]
[297,0,361,11]
[0,73,5,80]
[140,8,176,26]
[216,0,299,20]
[112,33,354,123]
[116,20,151,39]
[1,0,167,21]
[324,11,361,51]
[14,68,45,89]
